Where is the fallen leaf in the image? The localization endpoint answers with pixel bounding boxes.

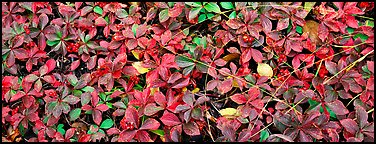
[132,61,150,74]
[257,63,273,78]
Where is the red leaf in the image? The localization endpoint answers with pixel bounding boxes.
[136,24,147,38]
[345,15,358,28]
[92,109,102,125]
[277,18,289,31]
[367,61,374,73]
[45,59,56,74]
[340,118,359,135]
[170,125,182,142]
[241,49,252,63]
[118,130,137,142]
[106,128,120,136]
[183,122,200,136]
[168,4,183,18]
[168,72,182,84]
[206,80,218,91]
[78,134,91,142]
[160,111,181,126]
[248,87,260,101]
[251,48,263,63]
[13,49,28,59]
[161,30,172,45]
[230,94,247,104]
[260,15,272,33]
[326,100,349,115]
[139,118,160,130]
[95,17,107,26]
[217,78,233,94]
[96,104,109,111]
[10,91,25,102]
[70,60,80,71]
[226,19,244,29]
[144,103,163,116]
[63,95,80,105]
[65,128,76,139]
[318,22,329,42]
[172,78,190,89]
[154,92,167,107]
[125,106,139,127]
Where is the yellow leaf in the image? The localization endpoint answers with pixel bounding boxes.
[257,63,273,78]
[192,88,200,93]
[132,62,150,74]
[219,108,240,117]
[150,87,159,95]
[131,50,141,60]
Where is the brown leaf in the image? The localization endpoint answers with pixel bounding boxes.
[222,53,240,62]
[302,20,322,45]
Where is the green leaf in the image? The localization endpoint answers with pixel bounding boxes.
[304,2,316,13]
[185,2,202,7]
[67,74,78,86]
[56,31,62,38]
[81,86,95,92]
[189,7,202,20]
[100,118,114,129]
[220,2,234,9]
[104,16,110,23]
[69,108,81,121]
[229,11,236,19]
[176,55,195,68]
[287,20,292,33]
[132,24,139,37]
[198,14,207,23]
[346,27,354,34]
[159,9,169,23]
[168,2,175,7]
[260,130,269,142]
[204,2,221,13]
[18,123,26,136]
[353,33,369,42]
[73,90,82,97]
[193,37,201,45]
[183,65,195,76]
[296,26,303,34]
[84,34,90,43]
[99,92,106,101]
[201,36,207,48]
[365,20,374,27]
[150,129,165,136]
[47,40,60,46]
[57,124,66,136]
[106,102,113,109]
[93,6,103,15]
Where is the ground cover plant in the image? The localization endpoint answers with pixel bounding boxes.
[1,2,374,142]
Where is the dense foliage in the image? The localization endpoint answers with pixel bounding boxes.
[2,2,374,142]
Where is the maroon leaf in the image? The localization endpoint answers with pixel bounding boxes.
[70,60,80,71]
[139,118,160,130]
[340,118,359,135]
[183,122,200,136]
[226,19,244,29]
[217,78,233,94]
[260,15,272,33]
[326,100,349,115]
[63,95,80,105]
[230,94,247,104]
[160,111,181,126]
[125,106,139,127]
[277,18,289,31]
[96,104,109,111]
[251,48,263,63]
[318,22,329,42]
[92,109,102,126]
[144,103,163,116]
[118,130,137,142]
[241,49,252,63]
